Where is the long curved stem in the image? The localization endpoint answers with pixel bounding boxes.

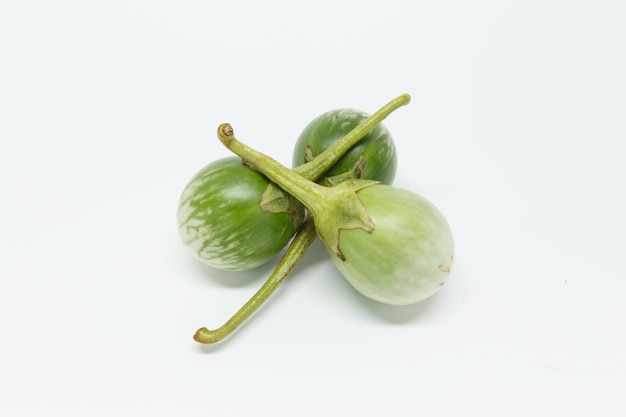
[193,219,317,344]
[293,93,410,180]
[219,123,331,215]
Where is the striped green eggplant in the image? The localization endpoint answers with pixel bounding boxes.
[177,157,304,271]
[292,108,397,185]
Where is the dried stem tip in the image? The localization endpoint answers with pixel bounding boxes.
[218,123,234,139]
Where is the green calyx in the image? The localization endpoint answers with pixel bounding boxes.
[257,94,409,219]
[320,156,367,186]
[309,178,380,260]
[259,157,376,256]
[260,155,368,222]
[218,124,381,261]
[258,183,304,231]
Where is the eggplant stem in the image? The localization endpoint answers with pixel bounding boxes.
[293,93,410,180]
[193,219,317,344]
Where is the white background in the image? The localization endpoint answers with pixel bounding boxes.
[1,1,625,415]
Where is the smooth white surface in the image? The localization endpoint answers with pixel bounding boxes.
[1,1,625,415]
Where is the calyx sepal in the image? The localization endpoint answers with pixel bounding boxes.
[260,183,305,230]
[313,179,380,261]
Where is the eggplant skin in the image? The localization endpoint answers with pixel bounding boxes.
[177,157,301,271]
[330,185,455,305]
[292,109,397,185]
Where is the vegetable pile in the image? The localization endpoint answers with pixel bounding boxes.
[176,94,455,345]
